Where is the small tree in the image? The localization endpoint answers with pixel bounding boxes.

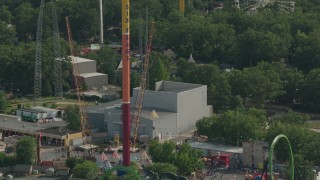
[174,143,203,175]
[64,105,81,131]
[0,91,8,113]
[66,157,84,173]
[73,160,98,180]
[16,136,36,164]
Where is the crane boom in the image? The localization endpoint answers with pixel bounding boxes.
[131,22,155,148]
[65,17,91,145]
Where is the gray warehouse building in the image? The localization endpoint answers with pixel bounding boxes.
[70,56,108,89]
[87,81,212,141]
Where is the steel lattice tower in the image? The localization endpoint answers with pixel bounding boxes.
[51,1,63,98]
[34,0,45,103]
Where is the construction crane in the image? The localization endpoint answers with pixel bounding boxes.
[131,22,155,148]
[65,17,91,145]
[34,0,45,104]
[179,0,185,13]
[51,0,63,99]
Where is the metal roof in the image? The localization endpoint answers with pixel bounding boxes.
[0,117,71,139]
[79,72,107,78]
[189,141,243,154]
[69,56,94,64]
[17,108,47,113]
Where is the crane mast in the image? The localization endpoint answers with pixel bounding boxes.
[131,22,155,148]
[65,17,91,145]
[34,0,45,104]
[51,1,63,99]
[179,0,185,13]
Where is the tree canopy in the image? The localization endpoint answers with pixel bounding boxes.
[148,140,203,175]
[64,105,80,131]
[15,136,36,165]
[73,160,99,180]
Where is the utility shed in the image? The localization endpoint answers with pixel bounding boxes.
[242,141,268,169]
[70,56,96,74]
[31,106,63,119]
[70,56,108,89]
[79,72,108,89]
[16,109,47,122]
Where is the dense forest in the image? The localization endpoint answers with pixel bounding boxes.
[0,0,320,112]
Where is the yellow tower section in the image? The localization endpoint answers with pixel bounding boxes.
[179,0,185,13]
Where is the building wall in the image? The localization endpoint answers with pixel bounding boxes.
[133,89,177,112]
[82,74,108,89]
[155,81,201,92]
[176,85,210,133]
[152,114,177,139]
[106,108,122,139]
[136,117,153,139]
[242,141,268,168]
[73,61,96,74]
[87,112,105,131]
[64,132,82,146]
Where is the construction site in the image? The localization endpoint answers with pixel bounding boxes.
[0,0,213,179]
[0,0,312,179]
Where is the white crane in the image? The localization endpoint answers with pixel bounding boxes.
[235,0,295,12]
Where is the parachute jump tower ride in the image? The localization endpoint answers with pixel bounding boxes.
[122,0,131,166]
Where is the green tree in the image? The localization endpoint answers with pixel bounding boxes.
[271,111,309,125]
[0,91,8,113]
[148,141,203,175]
[0,5,12,23]
[66,157,84,173]
[196,110,265,144]
[144,162,178,175]
[195,117,213,138]
[292,30,320,73]
[64,105,80,131]
[271,62,304,104]
[229,63,283,107]
[148,141,175,164]
[16,136,36,164]
[174,143,203,175]
[301,68,320,105]
[0,22,16,45]
[0,153,15,167]
[234,28,289,67]
[73,160,99,180]
[148,53,170,90]
[13,2,37,41]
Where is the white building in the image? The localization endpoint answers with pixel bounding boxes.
[87,81,212,141]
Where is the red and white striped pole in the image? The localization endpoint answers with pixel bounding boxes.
[121,0,130,166]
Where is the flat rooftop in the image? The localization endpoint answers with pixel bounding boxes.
[86,99,122,112]
[79,72,107,78]
[17,108,46,114]
[69,56,94,64]
[32,106,60,112]
[0,116,77,138]
[139,107,176,120]
[132,81,204,94]
[87,101,176,120]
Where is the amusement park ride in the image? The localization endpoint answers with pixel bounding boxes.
[235,0,295,12]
